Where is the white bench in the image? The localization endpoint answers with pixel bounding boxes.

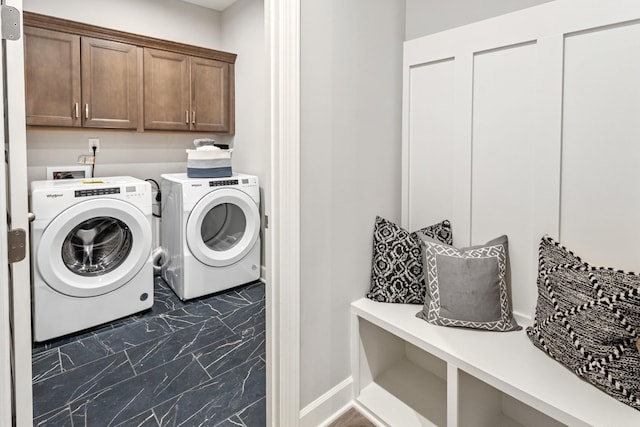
[351,298,640,427]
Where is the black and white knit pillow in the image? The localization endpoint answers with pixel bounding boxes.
[527,236,640,411]
[366,216,452,304]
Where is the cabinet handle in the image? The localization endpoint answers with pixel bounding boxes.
[192,111,196,124]
[186,111,189,124]
[85,104,89,119]
[74,103,79,119]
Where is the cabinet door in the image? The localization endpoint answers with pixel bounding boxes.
[24,27,80,127]
[81,38,138,129]
[191,57,234,133]
[144,48,190,131]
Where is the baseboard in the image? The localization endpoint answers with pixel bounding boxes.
[299,377,353,427]
[351,400,388,427]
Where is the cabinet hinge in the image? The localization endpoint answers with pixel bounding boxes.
[7,228,26,263]
[1,5,20,41]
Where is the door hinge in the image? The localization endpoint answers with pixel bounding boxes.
[1,5,20,41]
[7,228,26,263]
[264,215,268,229]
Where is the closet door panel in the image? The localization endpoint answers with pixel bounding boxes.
[407,59,455,232]
[471,43,538,319]
[561,23,640,271]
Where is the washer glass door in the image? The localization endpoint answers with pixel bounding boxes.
[37,198,151,297]
[186,188,259,267]
[61,217,133,276]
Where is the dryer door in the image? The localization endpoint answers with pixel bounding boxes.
[186,188,260,267]
[37,198,151,297]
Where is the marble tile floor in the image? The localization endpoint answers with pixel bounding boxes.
[31,277,266,427]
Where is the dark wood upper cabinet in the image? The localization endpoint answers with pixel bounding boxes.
[81,37,139,129]
[143,48,191,131]
[24,26,81,127]
[23,12,236,133]
[191,57,234,133]
[144,49,235,133]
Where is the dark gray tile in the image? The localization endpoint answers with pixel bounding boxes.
[33,406,72,427]
[115,410,159,427]
[32,315,131,355]
[198,289,254,317]
[238,281,265,304]
[32,349,61,383]
[240,321,265,339]
[198,329,265,380]
[32,278,266,426]
[59,335,114,371]
[219,301,265,333]
[32,332,87,355]
[108,313,142,329]
[215,397,266,427]
[91,316,173,354]
[145,281,185,317]
[32,341,54,356]
[154,358,266,427]
[126,317,234,375]
[69,354,209,426]
[159,301,228,331]
[33,352,134,419]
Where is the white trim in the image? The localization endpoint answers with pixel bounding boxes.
[0,13,12,424]
[351,401,390,427]
[5,1,33,425]
[300,377,353,427]
[266,0,300,425]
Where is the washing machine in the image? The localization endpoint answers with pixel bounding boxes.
[30,176,154,342]
[160,173,260,300]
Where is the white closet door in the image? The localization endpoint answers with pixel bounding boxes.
[561,22,640,271]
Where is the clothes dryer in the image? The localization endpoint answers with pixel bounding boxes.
[30,177,153,341]
[160,173,260,300]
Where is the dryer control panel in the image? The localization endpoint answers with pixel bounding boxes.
[209,179,239,187]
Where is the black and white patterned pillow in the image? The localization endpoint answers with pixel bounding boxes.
[366,216,452,304]
[527,236,640,411]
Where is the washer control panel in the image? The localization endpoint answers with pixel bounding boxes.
[75,187,120,198]
[125,185,146,199]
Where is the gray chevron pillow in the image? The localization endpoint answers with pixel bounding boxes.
[527,236,640,411]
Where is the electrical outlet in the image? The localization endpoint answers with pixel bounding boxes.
[89,138,100,152]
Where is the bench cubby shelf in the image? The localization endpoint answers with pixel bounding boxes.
[351,298,640,427]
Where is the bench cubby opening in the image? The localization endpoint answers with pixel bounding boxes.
[457,369,565,427]
[356,317,447,427]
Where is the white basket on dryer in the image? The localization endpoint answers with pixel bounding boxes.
[186,138,232,178]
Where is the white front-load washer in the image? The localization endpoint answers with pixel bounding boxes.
[160,173,260,300]
[30,176,154,342]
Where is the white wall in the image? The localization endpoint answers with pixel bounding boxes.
[220,0,266,185]
[23,0,222,48]
[300,0,405,412]
[405,0,554,40]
